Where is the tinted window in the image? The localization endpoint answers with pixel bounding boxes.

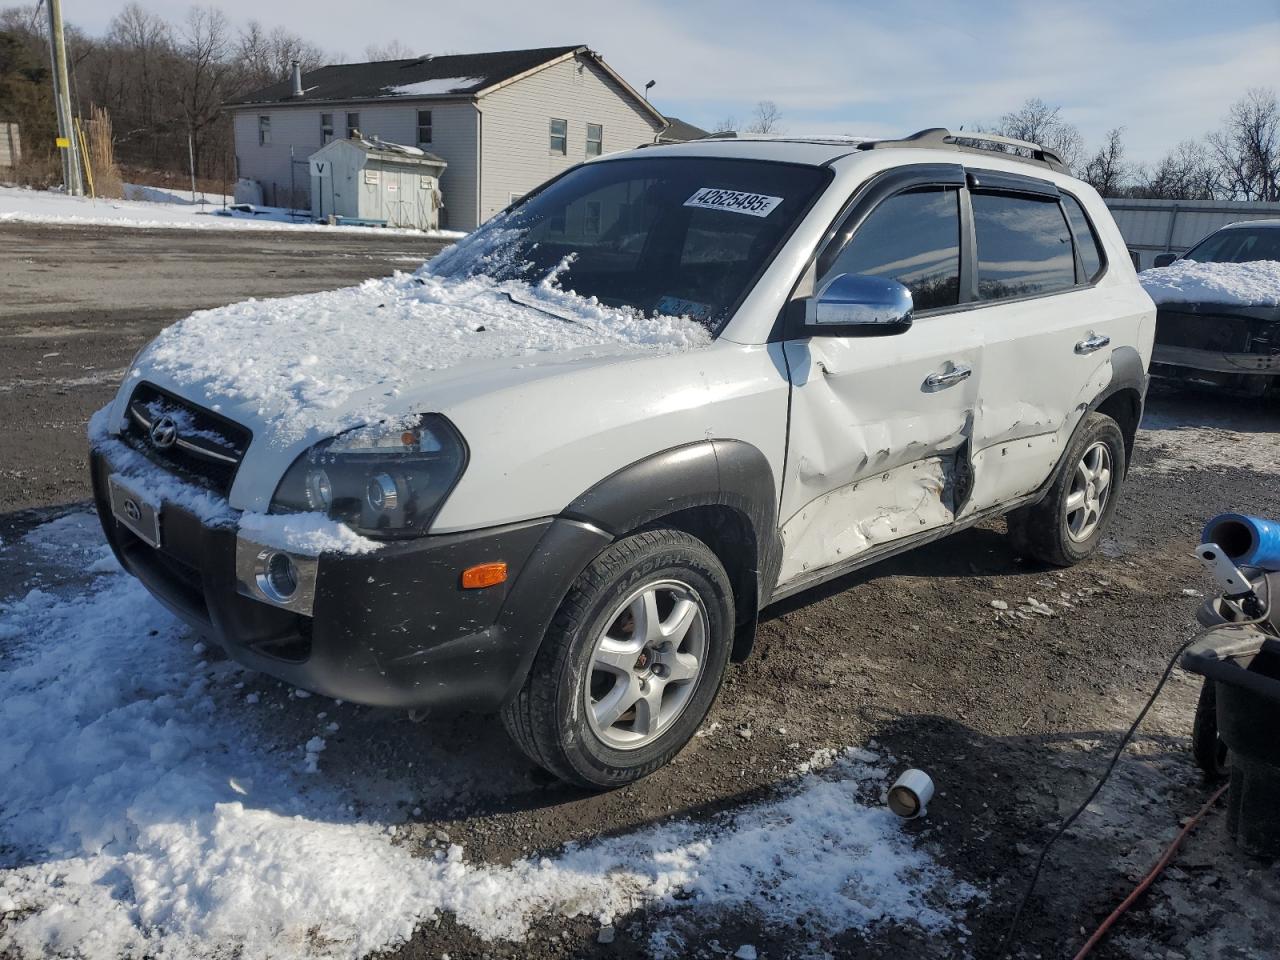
[1061,194,1104,281]
[1184,226,1280,264]
[973,192,1075,300]
[823,188,961,311]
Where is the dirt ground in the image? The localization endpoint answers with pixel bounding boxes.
[2,222,1278,959]
[0,222,447,515]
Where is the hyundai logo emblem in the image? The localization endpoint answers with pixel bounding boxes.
[150,415,179,450]
[123,498,142,522]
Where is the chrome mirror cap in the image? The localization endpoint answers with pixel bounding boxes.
[811,273,914,332]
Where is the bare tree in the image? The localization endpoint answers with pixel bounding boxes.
[1082,127,1128,197]
[175,6,234,175]
[995,97,1083,172]
[364,39,417,62]
[237,21,327,88]
[1131,139,1218,200]
[1208,87,1280,201]
[712,115,739,135]
[744,100,782,135]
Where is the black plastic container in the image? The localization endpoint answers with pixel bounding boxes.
[1182,623,1280,859]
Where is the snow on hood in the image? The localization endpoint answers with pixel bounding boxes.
[1139,258,1280,306]
[133,263,711,445]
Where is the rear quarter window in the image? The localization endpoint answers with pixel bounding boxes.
[972,192,1076,300]
[1061,194,1105,282]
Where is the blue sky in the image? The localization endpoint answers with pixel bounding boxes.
[74,0,1280,164]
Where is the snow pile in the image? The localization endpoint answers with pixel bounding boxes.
[0,185,463,237]
[0,513,977,959]
[1139,259,1280,306]
[383,76,484,96]
[138,266,711,444]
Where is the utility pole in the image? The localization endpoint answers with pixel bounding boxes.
[44,0,83,195]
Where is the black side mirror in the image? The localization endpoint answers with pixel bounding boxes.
[1153,252,1179,268]
[807,273,913,338]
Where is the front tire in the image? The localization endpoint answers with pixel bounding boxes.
[501,528,734,789]
[1007,412,1126,567]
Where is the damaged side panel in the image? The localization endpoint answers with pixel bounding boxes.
[776,320,981,590]
[777,454,956,584]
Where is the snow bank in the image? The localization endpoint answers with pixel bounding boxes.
[0,185,463,237]
[0,513,978,959]
[1139,259,1280,306]
[138,266,712,444]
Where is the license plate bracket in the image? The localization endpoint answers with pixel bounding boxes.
[108,475,162,548]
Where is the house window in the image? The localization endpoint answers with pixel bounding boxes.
[257,115,271,146]
[586,123,603,158]
[320,113,334,144]
[346,112,360,139]
[416,110,432,146]
[549,118,567,155]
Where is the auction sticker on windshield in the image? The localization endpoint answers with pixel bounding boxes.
[684,187,783,218]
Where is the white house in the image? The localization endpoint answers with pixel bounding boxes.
[225,45,671,232]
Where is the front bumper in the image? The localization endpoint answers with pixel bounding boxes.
[90,448,611,712]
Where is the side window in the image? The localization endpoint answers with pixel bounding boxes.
[319,113,333,144]
[346,112,360,139]
[586,123,603,158]
[416,110,433,146]
[1061,193,1105,282]
[822,187,961,311]
[972,192,1075,300]
[257,115,271,146]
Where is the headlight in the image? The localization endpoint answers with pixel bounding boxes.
[270,414,467,538]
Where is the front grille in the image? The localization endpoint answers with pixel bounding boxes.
[1154,309,1263,354]
[122,382,252,497]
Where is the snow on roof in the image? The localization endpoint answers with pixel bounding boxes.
[1139,258,1280,306]
[137,261,711,444]
[382,76,484,96]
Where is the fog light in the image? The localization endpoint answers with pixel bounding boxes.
[257,551,299,602]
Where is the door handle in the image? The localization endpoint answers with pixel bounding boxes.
[924,365,972,390]
[1075,333,1111,355]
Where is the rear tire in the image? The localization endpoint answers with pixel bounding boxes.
[501,528,734,789]
[1007,412,1126,567]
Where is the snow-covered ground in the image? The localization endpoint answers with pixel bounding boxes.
[0,514,977,959]
[0,185,463,238]
[1139,258,1280,306]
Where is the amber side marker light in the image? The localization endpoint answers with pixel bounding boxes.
[461,562,508,589]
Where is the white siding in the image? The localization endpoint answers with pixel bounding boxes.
[232,101,478,229]
[476,54,663,224]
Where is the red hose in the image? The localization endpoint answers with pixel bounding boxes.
[1073,784,1229,960]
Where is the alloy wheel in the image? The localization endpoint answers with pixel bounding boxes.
[1065,440,1113,543]
[584,579,708,750]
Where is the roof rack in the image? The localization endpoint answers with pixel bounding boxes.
[857,127,1069,174]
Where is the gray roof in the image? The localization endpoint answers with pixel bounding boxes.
[227,45,585,107]
[658,116,711,142]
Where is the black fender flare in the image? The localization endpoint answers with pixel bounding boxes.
[562,439,782,657]
[1086,344,1148,470]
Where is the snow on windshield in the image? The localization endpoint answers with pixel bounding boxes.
[136,258,710,444]
[1139,258,1280,306]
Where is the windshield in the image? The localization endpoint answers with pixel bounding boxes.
[1184,226,1280,264]
[428,155,831,331]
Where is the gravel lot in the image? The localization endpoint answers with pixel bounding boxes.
[2,222,1278,959]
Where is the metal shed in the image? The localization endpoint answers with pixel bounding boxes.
[1105,198,1280,269]
[308,137,447,230]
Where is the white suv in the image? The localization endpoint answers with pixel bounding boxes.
[91,129,1155,788]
